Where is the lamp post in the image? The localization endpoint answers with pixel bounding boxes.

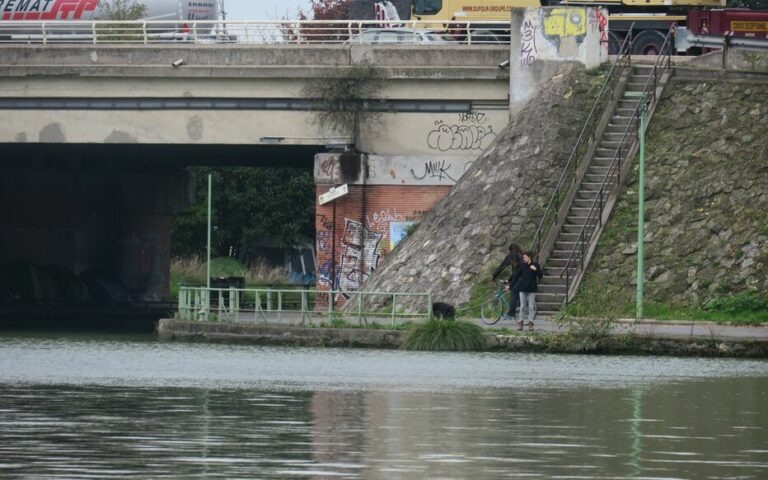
[625,91,647,321]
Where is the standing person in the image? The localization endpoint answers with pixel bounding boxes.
[509,251,543,331]
[492,243,523,321]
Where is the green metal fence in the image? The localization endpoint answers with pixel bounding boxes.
[178,286,432,327]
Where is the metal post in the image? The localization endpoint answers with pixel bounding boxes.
[636,97,647,320]
[206,174,212,321]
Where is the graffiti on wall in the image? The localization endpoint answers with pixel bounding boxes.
[521,18,538,67]
[427,109,497,152]
[542,7,587,47]
[410,159,457,182]
[389,221,415,250]
[319,156,342,184]
[589,8,608,45]
[338,219,382,296]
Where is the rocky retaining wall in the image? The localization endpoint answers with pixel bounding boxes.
[355,63,603,311]
[574,74,768,312]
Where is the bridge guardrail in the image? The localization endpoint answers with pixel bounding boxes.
[178,286,432,327]
[0,20,512,45]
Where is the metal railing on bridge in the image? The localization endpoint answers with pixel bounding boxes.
[0,20,511,45]
[178,286,432,327]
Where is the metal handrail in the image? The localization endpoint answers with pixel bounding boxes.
[0,19,512,45]
[559,25,675,299]
[530,24,635,260]
[178,286,432,327]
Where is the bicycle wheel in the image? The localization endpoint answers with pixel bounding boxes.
[480,296,505,325]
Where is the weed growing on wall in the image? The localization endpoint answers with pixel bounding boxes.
[302,62,384,145]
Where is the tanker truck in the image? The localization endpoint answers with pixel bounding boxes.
[0,0,219,40]
[0,0,218,22]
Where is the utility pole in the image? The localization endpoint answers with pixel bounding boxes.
[625,91,647,321]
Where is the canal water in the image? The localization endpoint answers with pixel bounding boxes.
[1,332,767,479]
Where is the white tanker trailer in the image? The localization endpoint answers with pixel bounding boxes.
[0,0,219,39]
[0,0,218,22]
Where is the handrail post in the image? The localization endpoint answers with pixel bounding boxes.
[391,293,397,327]
[358,292,363,325]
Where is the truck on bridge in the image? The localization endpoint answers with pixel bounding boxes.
[408,0,729,54]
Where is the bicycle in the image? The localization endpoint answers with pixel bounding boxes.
[481,280,511,325]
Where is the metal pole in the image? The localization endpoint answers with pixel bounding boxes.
[636,99,646,320]
[207,174,212,290]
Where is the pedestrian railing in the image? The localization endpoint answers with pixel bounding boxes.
[0,19,511,45]
[178,286,432,327]
[559,25,674,301]
[530,25,635,264]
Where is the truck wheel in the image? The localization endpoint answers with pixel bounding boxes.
[608,31,624,55]
[631,30,667,55]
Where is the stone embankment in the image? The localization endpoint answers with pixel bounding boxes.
[158,320,768,358]
[575,71,768,313]
[357,63,603,310]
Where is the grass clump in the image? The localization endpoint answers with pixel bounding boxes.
[401,319,487,352]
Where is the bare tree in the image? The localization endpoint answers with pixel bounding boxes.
[97,0,148,21]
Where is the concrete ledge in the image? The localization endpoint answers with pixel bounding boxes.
[0,44,509,68]
[158,318,406,348]
[0,64,510,81]
[159,319,768,358]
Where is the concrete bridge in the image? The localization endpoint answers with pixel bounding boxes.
[0,42,511,302]
[0,6,607,307]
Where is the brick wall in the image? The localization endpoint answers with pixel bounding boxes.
[315,184,451,304]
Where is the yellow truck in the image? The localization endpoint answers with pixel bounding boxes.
[410,0,726,53]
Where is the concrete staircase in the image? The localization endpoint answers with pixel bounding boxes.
[536,64,665,317]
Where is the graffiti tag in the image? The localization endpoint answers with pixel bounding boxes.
[457,111,487,124]
[410,159,457,182]
[590,9,608,45]
[521,19,538,67]
[427,121,497,151]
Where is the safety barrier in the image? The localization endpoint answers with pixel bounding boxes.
[178,286,432,327]
[0,19,512,45]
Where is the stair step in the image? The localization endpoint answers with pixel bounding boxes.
[572,198,598,208]
[560,224,592,234]
[592,157,617,166]
[579,182,608,191]
[538,285,567,295]
[568,206,596,216]
[584,173,610,183]
[537,293,566,304]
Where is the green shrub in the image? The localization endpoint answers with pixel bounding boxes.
[703,291,768,314]
[401,319,487,352]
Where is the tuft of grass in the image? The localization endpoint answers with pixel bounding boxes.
[401,319,487,352]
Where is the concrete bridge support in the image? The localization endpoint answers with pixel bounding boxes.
[0,147,189,301]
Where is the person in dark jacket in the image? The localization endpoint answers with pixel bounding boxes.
[492,243,523,321]
[509,251,543,330]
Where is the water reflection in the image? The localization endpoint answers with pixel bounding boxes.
[0,334,766,478]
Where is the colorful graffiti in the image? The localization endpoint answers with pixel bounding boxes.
[338,219,382,296]
[542,7,587,48]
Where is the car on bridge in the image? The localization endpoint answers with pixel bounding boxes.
[346,28,454,45]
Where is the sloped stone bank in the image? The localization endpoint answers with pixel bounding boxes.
[575,77,768,312]
[357,63,602,311]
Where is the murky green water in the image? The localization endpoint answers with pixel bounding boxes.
[0,333,767,479]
